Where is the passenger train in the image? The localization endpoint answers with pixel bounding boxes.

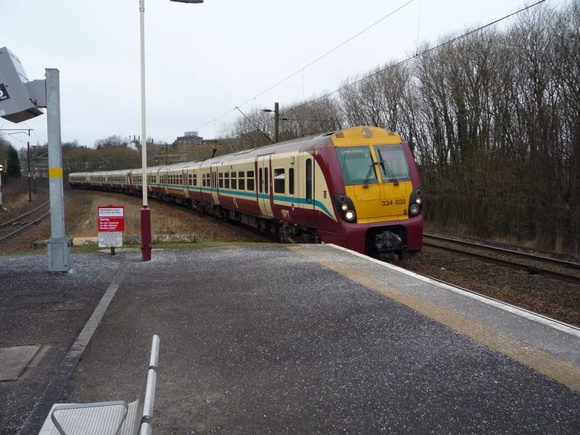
[69,126,423,258]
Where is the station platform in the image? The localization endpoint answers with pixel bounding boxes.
[1,244,579,433]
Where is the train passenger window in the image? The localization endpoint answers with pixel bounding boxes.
[193,174,197,186]
[289,168,295,195]
[265,168,269,194]
[259,168,263,193]
[225,172,230,189]
[231,172,237,190]
[219,173,224,188]
[274,169,285,194]
[238,171,245,190]
[306,159,313,201]
[247,171,255,191]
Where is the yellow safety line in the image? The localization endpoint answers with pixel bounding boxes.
[289,245,580,392]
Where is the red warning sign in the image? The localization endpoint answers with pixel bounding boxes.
[98,206,125,232]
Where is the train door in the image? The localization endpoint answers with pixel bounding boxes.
[182,169,189,198]
[257,155,274,217]
[299,151,315,210]
[210,163,220,204]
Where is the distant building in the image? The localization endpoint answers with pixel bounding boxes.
[172,132,253,161]
[174,131,202,149]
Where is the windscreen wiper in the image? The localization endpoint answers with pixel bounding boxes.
[379,159,399,186]
[363,162,377,188]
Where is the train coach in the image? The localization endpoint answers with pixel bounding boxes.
[71,126,423,258]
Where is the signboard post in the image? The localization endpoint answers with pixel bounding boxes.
[98,206,125,255]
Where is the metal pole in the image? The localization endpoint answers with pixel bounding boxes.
[274,102,279,143]
[139,0,152,261]
[0,165,3,210]
[46,68,71,272]
[27,141,32,202]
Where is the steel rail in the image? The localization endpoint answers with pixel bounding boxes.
[0,200,51,244]
[0,200,50,230]
[423,232,580,284]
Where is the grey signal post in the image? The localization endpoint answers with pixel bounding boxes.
[0,163,3,210]
[45,69,70,272]
[0,47,70,272]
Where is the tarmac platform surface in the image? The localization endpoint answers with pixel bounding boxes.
[1,244,579,434]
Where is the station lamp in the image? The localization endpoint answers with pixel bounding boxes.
[138,0,204,261]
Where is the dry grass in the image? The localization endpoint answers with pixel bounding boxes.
[66,190,259,243]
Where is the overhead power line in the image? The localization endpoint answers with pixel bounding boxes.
[196,0,546,135]
[238,0,415,107]
[306,0,547,106]
[195,0,416,132]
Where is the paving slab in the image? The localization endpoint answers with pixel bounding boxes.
[0,346,41,381]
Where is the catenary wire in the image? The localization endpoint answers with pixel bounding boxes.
[195,0,546,135]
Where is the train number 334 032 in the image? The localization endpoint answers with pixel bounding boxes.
[381,199,406,206]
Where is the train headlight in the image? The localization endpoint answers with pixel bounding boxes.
[409,189,423,217]
[333,194,357,223]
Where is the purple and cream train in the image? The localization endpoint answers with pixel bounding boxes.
[69,126,423,258]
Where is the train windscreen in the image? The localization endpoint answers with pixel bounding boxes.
[374,144,411,182]
[336,146,377,185]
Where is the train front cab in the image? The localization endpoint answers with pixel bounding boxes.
[330,127,423,259]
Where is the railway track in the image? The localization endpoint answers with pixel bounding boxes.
[0,200,50,244]
[423,232,580,284]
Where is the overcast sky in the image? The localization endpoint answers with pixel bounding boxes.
[0,0,567,150]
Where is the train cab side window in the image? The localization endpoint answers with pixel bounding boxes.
[306,159,313,201]
[247,170,255,191]
[274,168,285,194]
[289,168,295,195]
